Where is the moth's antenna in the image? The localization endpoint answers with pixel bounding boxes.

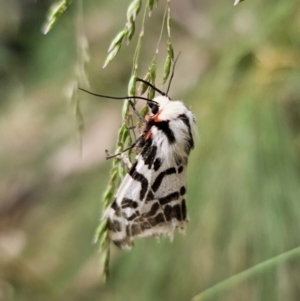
[79,87,158,105]
[79,87,157,122]
[166,52,181,95]
[136,78,167,97]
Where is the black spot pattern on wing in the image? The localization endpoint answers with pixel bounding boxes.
[163,205,173,221]
[108,218,122,232]
[140,222,152,231]
[149,213,165,226]
[180,186,186,196]
[155,120,176,143]
[146,119,176,144]
[181,199,187,220]
[111,199,121,217]
[178,113,194,152]
[129,161,149,200]
[145,190,154,202]
[128,211,140,221]
[131,224,142,236]
[164,204,183,221]
[143,202,160,217]
[159,192,180,205]
[144,145,157,169]
[121,198,138,209]
[153,158,162,171]
[126,225,131,237]
[140,138,157,169]
[171,204,183,221]
[151,167,176,192]
[111,199,117,209]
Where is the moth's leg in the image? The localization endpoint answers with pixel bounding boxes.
[105,150,132,168]
[105,137,140,160]
[128,100,146,123]
[119,153,132,169]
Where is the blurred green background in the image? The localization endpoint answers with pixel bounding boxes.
[1,0,300,300]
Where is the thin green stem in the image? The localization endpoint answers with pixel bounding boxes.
[155,2,168,55]
[132,1,148,74]
[191,246,300,301]
[124,1,148,157]
[74,0,88,152]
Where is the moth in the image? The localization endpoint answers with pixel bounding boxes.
[80,63,196,250]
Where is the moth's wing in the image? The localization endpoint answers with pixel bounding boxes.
[107,152,188,249]
[106,155,152,249]
[137,159,188,239]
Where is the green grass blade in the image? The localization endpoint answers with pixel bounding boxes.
[191,246,300,301]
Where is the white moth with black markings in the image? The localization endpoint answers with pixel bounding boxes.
[107,94,196,249]
[79,60,196,250]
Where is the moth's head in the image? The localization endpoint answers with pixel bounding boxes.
[149,96,189,121]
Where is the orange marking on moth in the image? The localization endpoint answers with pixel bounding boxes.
[153,111,162,122]
[145,130,152,140]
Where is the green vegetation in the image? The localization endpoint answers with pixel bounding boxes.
[1,0,300,300]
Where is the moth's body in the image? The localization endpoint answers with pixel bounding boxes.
[107,96,196,249]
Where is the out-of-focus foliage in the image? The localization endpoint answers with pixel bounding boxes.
[1,0,300,301]
[42,0,73,34]
[234,0,245,6]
